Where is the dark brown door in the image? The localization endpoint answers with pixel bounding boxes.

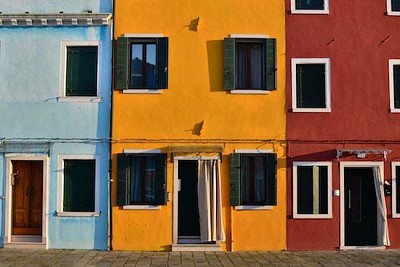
[344,167,377,246]
[12,161,43,235]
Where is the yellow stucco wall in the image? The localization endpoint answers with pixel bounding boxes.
[112,0,286,251]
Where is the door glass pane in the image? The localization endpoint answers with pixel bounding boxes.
[295,0,324,10]
[296,64,326,108]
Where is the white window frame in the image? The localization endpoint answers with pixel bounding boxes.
[293,161,332,219]
[387,0,400,16]
[57,155,100,217]
[291,0,329,14]
[58,41,101,102]
[389,59,400,112]
[292,58,331,112]
[392,162,400,218]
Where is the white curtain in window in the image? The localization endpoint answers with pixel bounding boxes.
[197,159,226,243]
[372,167,390,246]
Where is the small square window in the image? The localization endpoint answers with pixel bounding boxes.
[63,159,96,212]
[292,58,331,112]
[117,153,167,206]
[65,46,98,96]
[388,0,400,15]
[389,60,400,112]
[293,162,332,219]
[291,0,329,14]
[224,37,276,91]
[230,153,277,206]
[115,37,168,90]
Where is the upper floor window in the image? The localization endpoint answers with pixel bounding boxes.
[230,153,277,206]
[292,58,331,112]
[291,0,329,14]
[388,0,400,15]
[389,59,400,112]
[115,36,168,90]
[224,35,276,92]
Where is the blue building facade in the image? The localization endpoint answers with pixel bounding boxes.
[0,0,112,249]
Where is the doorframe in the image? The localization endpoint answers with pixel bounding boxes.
[4,154,49,246]
[172,155,219,245]
[339,161,384,249]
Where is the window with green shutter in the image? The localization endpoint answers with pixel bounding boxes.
[66,46,98,96]
[224,38,276,91]
[230,153,277,206]
[117,153,167,206]
[115,37,168,90]
[63,159,95,212]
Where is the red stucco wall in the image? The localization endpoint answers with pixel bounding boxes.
[286,0,400,250]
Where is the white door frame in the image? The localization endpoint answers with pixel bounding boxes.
[339,161,384,249]
[173,155,219,244]
[4,155,49,246]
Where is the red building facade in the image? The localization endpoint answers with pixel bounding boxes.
[287,0,400,249]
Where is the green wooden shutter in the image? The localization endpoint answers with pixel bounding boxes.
[230,153,241,206]
[265,38,277,91]
[266,153,277,205]
[154,153,167,205]
[115,37,130,90]
[117,153,129,206]
[224,38,235,90]
[156,37,168,89]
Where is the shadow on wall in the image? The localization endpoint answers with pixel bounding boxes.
[206,40,225,92]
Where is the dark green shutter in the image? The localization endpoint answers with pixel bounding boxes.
[224,38,235,90]
[115,37,130,90]
[154,153,167,205]
[230,153,241,206]
[117,153,129,206]
[266,153,277,205]
[265,38,277,91]
[156,38,168,89]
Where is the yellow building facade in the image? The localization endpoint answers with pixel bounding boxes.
[112,0,286,251]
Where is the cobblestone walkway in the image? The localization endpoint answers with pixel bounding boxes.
[1,249,400,266]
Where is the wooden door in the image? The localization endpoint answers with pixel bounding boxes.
[12,161,43,235]
[344,167,377,246]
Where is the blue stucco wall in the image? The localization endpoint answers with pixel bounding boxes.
[0,0,112,250]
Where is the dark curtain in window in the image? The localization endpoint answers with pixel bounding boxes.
[236,43,263,89]
[130,156,156,203]
[241,156,266,204]
[295,0,324,10]
[394,65,400,108]
[296,64,326,108]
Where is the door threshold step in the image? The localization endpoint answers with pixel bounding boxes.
[11,235,42,243]
[4,242,46,249]
[172,243,221,251]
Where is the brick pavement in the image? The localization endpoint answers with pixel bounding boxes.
[1,249,400,266]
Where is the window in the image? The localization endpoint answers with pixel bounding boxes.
[292,58,331,112]
[65,46,98,96]
[293,162,332,219]
[388,0,400,15]
[62,159,96,213]
[230,153,277,206]
[291,0,329,14]
[224,36,276,91]
[115,36,168,90]
[392,163,400,218]
[117,153,167,206]
[389,60,400,112]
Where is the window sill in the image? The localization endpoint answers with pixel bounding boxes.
[293,214,332,219]
[292,108,331,113]
[230,90,270,95]
[123,205,161,210]
[392,213,400,218]
[387,11,400,16]
[56,211,100,217]
[290,9,329,15]
[123,89,162,94]
[57,97,102,103]
[234,205,273,210]
[390,109,400,113]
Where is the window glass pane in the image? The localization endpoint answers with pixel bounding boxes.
[295,0,324,10]
[297,165,328,215]
[146,44,156,88]
[63,159,95,212]
[394,65,400,108]
[236,42,263,89]
[130,41,157,89]
[241,155,266,204]
[130,156,156,204]
[296,64,326,108]
[396,166,400,214]
[392,0,400,11]
[131,44,143,88]
[66,46,98,96]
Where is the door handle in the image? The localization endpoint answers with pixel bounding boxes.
[348,190,351,209]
